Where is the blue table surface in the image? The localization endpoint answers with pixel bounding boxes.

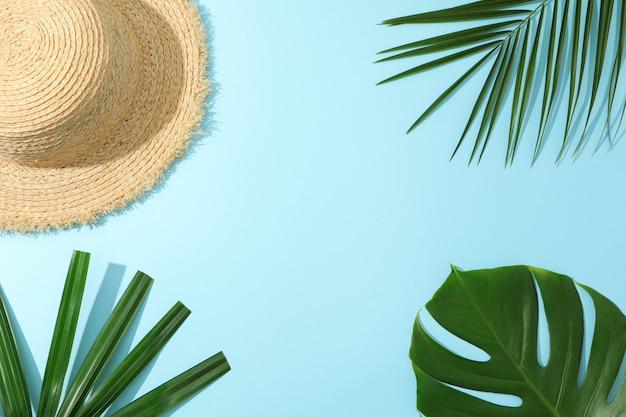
[2,0,626,416]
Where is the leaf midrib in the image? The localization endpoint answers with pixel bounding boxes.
[455,270,563,417]
[498,1,551,52]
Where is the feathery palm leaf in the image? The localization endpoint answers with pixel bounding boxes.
[0,250,229,417]
[378,0,626,165]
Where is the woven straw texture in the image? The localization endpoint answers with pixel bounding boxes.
[0,0,208,232]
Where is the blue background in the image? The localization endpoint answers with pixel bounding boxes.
[1,0,626,416]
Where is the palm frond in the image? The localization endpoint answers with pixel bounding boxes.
[0,250,230,417]
[378,0,626,165]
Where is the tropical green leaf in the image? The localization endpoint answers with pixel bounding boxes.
[76,302,191,417]
[411,265,626,416]
[0,284,31,417]
[56,271,154,417]
[506,19,530,163]
[381,1,533,25]
[561,0,582,148]
[0,250,230,417]
[377,41,501,86]
[378,0,626,165]
[38,250,90,417]
[107,352,231,417]
[408,52,495,135]
[377,21,521,56]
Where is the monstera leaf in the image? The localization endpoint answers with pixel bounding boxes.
[412,265,626,416]
[378,0,626,165]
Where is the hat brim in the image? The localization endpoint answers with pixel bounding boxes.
[0,0,208,232]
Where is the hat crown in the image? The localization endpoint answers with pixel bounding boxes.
[0,0,140,166]
[0,0,207,232]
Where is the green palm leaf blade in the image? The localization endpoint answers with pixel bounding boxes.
[375,26,515,63]
[56,271,153,417]
[411,265,626,416]
[547,0,572,161]
[378,0,626,164]
[591,0,615,105]
[451,46,505,160]
[469,37,516,163]
[377,21,521,56]
[507,22,530,164]
[562,0,583,146]
[526,5,548,163]
[594,1,623,148]
[407,52,495,135]
[572,0,616,157]
[576,0,594,108]
[0,286,31,417]
[477,35,520,163]
[610,0,626,139]
[37,250,90,417]
[382,1,533,25]
[107,352,231,417]
[534,0,559,158]
[605,51,624,146]
[377,41,501,86]
[75,302,191,417]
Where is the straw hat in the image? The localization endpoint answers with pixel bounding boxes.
[0,0,209,232]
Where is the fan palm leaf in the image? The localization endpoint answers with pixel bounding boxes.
[0,250,229,417]
[378,0,626,165]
